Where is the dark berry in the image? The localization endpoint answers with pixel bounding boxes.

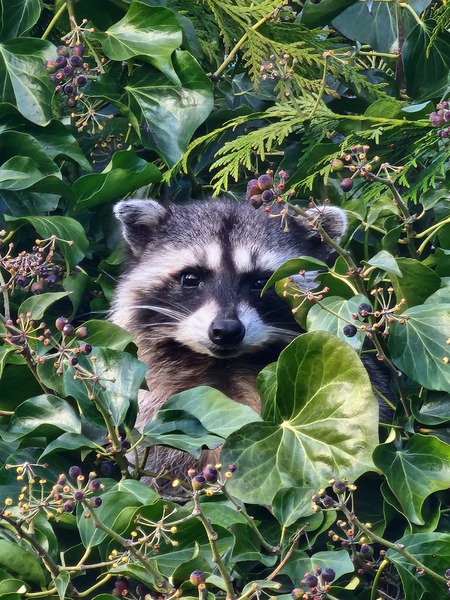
[291,589,303,600]
[63,65,74,77]
[45,59,57,73]
[70,54,83,68]
[56,45,69,57]
[75,326,89,340]
[72,44,84,57]
[321,567,336,583]
[343,324,358,337]
[73,490,85,501]
[340,177,354,192]
[44,273,58,288]
[303,573,318,588]
[322,495,334,507]
[55,317,69,331]
[55,56,68,69]
[68,465,82,479]
[122,440,131,450]
[66,95,77,108]
[248,194,263,208]
[360,544,374,557]
[310,0,321,3]
[228,463,237,472]
[191,475,206,490]
[114,579,128,594]
[445,568,450,579]
[15,275,28,288]
[88,479,101,491]
[257,173,273,190]
[31,281,44,294]
[202,465,218,482]
[70,356,78,366]
[189,570,206,586]
[332,480,346,494]
[358,303,372,318]
[261,189,275,202]
[64,82,75,95]
[63,500,75,512]
[330,158,344,170]
[80,343,92,355]
[75,75,87,87]
[91,496,102,507]
[62,323,75,337]
[136,584,150,597]
[100,462,114,476]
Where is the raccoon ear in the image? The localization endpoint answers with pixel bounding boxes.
[305,205,347,244]
[114,199,168,254]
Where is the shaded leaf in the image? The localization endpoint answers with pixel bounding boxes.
[373,435,450,525]
[40,433,97,459]
[388,304,450,392]
[0,0,43,41]
[262,257,328,295]
[0,540,46,585]
[302,0,359,29]
[80,320,135,350]
[366,250,402,275]
[390,258,441,310]
[18,291,70,321]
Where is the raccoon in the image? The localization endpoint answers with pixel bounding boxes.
[111,198,353,475]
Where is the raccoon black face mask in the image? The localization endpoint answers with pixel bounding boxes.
[111,198,348,435]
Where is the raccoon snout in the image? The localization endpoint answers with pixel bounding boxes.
[208,318,246,347]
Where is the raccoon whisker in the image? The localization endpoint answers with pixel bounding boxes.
[131,305,189,321]
[268,326,298,339]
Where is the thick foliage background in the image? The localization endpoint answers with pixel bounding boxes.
[0,1,450,599]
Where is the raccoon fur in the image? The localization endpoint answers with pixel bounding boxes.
[111,198,388,477]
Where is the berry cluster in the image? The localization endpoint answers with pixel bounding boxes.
[246,170,293,210]
[46,44,90,109]
[429,101,450,138]
[0,236,66,295]
[346,289,407,341]
[2,462,104,521]
[259,52,298,82]
[292,567,336,600]
[330,145,379,192]
[37,317,92,375]
[187,462,236,495]
[112,578,150,599]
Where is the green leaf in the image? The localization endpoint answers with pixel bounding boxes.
[306,294,368,351]
[80,320,135,350]
[18,291,70,321]
[0,0,42,41]
[157,386,261,437]
[280,549,354,585]
[102,2,182,83]
[387,532,450,599]
[39,433,97,459]
[390,258,441,310]
[71,150,161,212]
[0,346,21,380]
[54,571,70,600]
[366,250,402,276]
[4,395,81,440]
[0,539,46,585]
[373,435,450,525]
[302,0,359,29]
[63,348,146,427]
[272,487,317,526]
[388,304,450,392]
[223,333,379,505]
[4,214,89,268]
[403,19,450,99]
[0,38,54,125]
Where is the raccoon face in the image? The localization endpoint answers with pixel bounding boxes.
[112,199,347,359]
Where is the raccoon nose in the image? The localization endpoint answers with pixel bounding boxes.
[208,319,246,346]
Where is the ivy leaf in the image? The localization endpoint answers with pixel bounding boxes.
[387,532,450,599]
[403,19,450,99]
[79,320,135,351]
[366,250,402,276]
[388,304,450,392]
[102,2,182,83]
[4,214,90,269]
[306,294,368,351]
[40,433,97,459]
[0,0,43,41]
[0,38,54,125]
[0,540,46,585]
[262,257,328,294]
[389,258,441,310]
[223,332,379,505]
[4,395,81,441]
[373,435,450,525]
[18,291,70,320]
[302,0,359,29]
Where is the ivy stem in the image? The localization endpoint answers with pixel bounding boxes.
[367,175,418,259]
[416,215,450,255]
[84,502,173,592]
[66,0,77,26]
[1,512,80,596]
[222,488,279,554]
[370,558,389,600]
[343,509,448,587]
[308,53,329,119]
[0,270,11,321]
[41,3,68,39]
[266,529,305,581]
[212,11,275,80]
[192,493,236,600]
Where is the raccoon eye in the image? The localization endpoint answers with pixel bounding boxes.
[181,272,202,288]
[252,277,269,291]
